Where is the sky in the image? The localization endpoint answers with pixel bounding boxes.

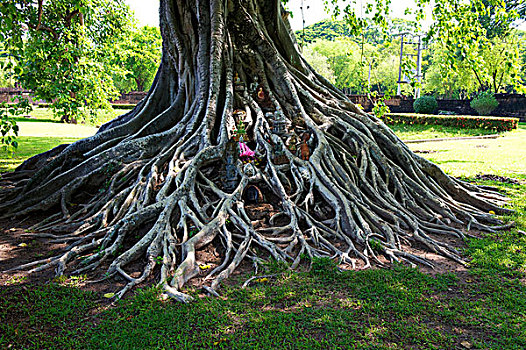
[124,0,429,30]
[124,0,526,32]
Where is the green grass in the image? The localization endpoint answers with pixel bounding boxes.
[401,123,526,179]
[2,206,526,350]
[1,136,82,172]
[391,123,502,141]
[1,107,133,172]
[1,121,526,349]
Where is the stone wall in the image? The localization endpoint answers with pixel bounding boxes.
[111,91,148,105]
[0,88,39,103]
[0,88,148,105]
[2,87,524,122]
[347,93,526,122]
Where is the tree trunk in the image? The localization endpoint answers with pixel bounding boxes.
[0,0,511,302]
[134,77,144,92]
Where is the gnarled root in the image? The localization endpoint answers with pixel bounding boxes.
[0,0,511,301]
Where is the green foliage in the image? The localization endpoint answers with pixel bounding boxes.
[428,0,526,94]
[0,97,32,153]
[309,257,339,277]
[304,38,399,93]
[0,43,15,88]
[470,91,499,116]
[387,113,518,132]
[0,0,134,123]
[112,26,162,93]
[296,18,417,45]
[262,259,290,274]
[301,46,336,83]
[370,90,391,119]
[413,96,438,114]
[424,34,525,96]
[390,123,499,141]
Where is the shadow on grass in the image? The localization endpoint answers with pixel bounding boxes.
[431,159,484,165]
[12,117,60,124]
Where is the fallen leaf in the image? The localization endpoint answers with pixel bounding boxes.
[256,278,269,283]
[103,293,115,299]
[461,341,472,349]
[18,243,28,247]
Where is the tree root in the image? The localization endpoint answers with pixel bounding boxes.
[0,0,513,302]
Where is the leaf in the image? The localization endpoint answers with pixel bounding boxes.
[103,293,115,298]
[461,341,472,349]
[18,243,28,247]
[199,264,212,270]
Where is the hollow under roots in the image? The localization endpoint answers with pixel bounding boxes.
[0,0,512,302]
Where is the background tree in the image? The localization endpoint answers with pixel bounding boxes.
[428,0,525,94]
[112,25,162,93]
[301,46,336,84]
[0,0,510,302]
[304,37,400,93]
[0,0,133,123]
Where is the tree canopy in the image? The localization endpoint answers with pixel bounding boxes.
[112,26,162,93]
[0,0,133,122]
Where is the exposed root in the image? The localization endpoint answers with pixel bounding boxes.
[0,0,513,302]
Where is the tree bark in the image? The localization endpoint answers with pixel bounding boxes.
[0,0,511,302]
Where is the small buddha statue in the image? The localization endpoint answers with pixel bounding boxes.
[272,108,287,136]
[235,119,249,142]
[287,134,299,154]
[223,138,239,191]
[254,85,273,112]
[257,87,265,101]
[233,109,247,124]
[300,132,311,161]
[250,76,259,93]
[300,141,310,161]
[244,185,263,204]
[272,137,288,165]
[234,73,245,92]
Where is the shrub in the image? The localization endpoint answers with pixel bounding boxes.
[112,104,137,109]
[413,96,438,114]
[470,91,499,116]
[385,113,518,132]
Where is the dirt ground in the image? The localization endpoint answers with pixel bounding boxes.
[0,210,475,299]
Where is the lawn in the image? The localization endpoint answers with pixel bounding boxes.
[406,123,526,179]
[1,119,526,349]
[1,107,131,172]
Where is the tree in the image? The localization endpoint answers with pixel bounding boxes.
[0,0,510,302]
[424,34,525,96]
[301,46,336,84]
[428,0,525,94]
[0,0,133,123]
[112,26,162,93]
[304,38,399,93]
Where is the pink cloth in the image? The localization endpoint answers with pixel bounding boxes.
[239,142,255,159]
